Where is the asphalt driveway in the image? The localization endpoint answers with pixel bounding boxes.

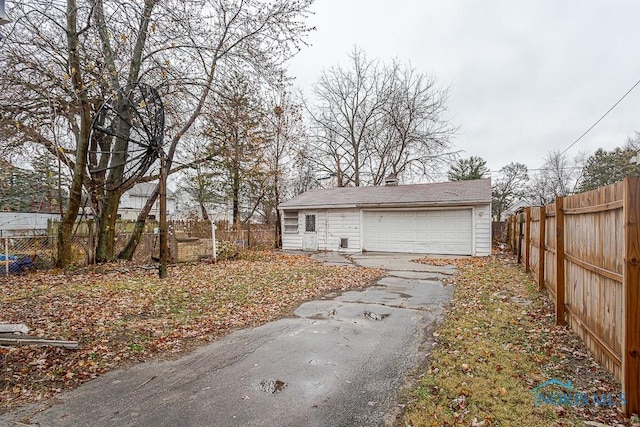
[1,253,453,427]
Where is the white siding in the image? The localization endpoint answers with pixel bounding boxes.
[281,210,303,250]
[317,209,361,252]
[118,191,178,220]
[0,212,59,236]
[474,204,491,256]
[282,204,491,256]
[281,209,361,252]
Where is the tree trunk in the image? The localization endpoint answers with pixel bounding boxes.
[95,191,121,262]
[93,0,156,263]
[232,163,241,226]
[56,0,91,269]
[57,153,88,267]
[233,195,240,226]
[274,175,282,248]
[353,148,361,186]
[200,203,210,222]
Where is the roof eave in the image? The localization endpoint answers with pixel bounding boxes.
[356,200,490,208]
[279,203,358,210]
[279,200,490,210]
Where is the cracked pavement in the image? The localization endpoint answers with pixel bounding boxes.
[0,253,453,427]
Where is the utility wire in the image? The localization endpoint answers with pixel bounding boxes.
[560,77,640,155]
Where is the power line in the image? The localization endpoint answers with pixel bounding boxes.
[560,77,640,155]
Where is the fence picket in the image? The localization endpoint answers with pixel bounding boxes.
[555,197,565,326]
[509,178,638,415]
[538,206,546,290]
[623,177,640,415]
[525,207,531,272]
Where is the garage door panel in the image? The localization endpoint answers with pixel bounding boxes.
[363,209,472,255]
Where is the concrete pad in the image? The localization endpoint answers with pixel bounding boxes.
[309,252,354,267]
[387,270,452,280]
[350,252,459,275]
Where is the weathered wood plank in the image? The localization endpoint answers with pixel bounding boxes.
[0,324,29,334]
[564,253,623,283]
[539,206,546,290]
[563,200,623,215]
[623,176,640,416]
[545,202,557,298]
[556,197,565,326]
[564,304,622,366]
[0,335,78,349]
[525,207,531,272]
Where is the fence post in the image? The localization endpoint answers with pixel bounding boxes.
[87,220,94,265]
[538,205,546,290]
[4,236,8,276]
[623,177,640,416]
[524,207,531,272]
[509,216,515,253]
[210,221,217,264]
[515,214,519,255]
[555,197,566,326]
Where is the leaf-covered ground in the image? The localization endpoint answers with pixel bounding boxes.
[403,255,639,427]
[0,252,383,413]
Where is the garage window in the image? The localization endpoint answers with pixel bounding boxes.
[283,211,298,233]
[305,214,316,232]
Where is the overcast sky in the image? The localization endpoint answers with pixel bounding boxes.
[287,0,640,178]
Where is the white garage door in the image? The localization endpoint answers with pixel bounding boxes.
[362,209,473,254]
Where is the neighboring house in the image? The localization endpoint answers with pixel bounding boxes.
[279,179,492,256]
[0,212,60,236]
[500,199,530,221]
[117,183,178,220]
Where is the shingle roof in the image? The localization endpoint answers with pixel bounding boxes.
[279,179,491,209]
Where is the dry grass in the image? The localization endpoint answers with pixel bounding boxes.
[402,255,636,427]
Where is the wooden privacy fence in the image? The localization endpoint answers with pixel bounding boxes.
[509,177,639,416]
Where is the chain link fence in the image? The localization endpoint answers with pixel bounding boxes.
[1,220,277,276]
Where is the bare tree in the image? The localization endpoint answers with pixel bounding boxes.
[528,150,583,205]
[289,144,321,195]
[262,79,305,246]
[175,138,220,222]
[373,62,456,184]
[492,162,529,221]
[0,0,313,265]
[307,47,455,186]
[307,47,386,186]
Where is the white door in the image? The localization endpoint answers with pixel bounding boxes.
[362,209,473,255]
[302,213,318,251]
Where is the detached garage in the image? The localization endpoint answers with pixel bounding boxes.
[279,179,492,256]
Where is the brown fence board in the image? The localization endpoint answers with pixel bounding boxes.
[538,206,546,290]
[528,207,540,281]
[544,202,557,301]
[623,177,640,415]
[510,177,638,415]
